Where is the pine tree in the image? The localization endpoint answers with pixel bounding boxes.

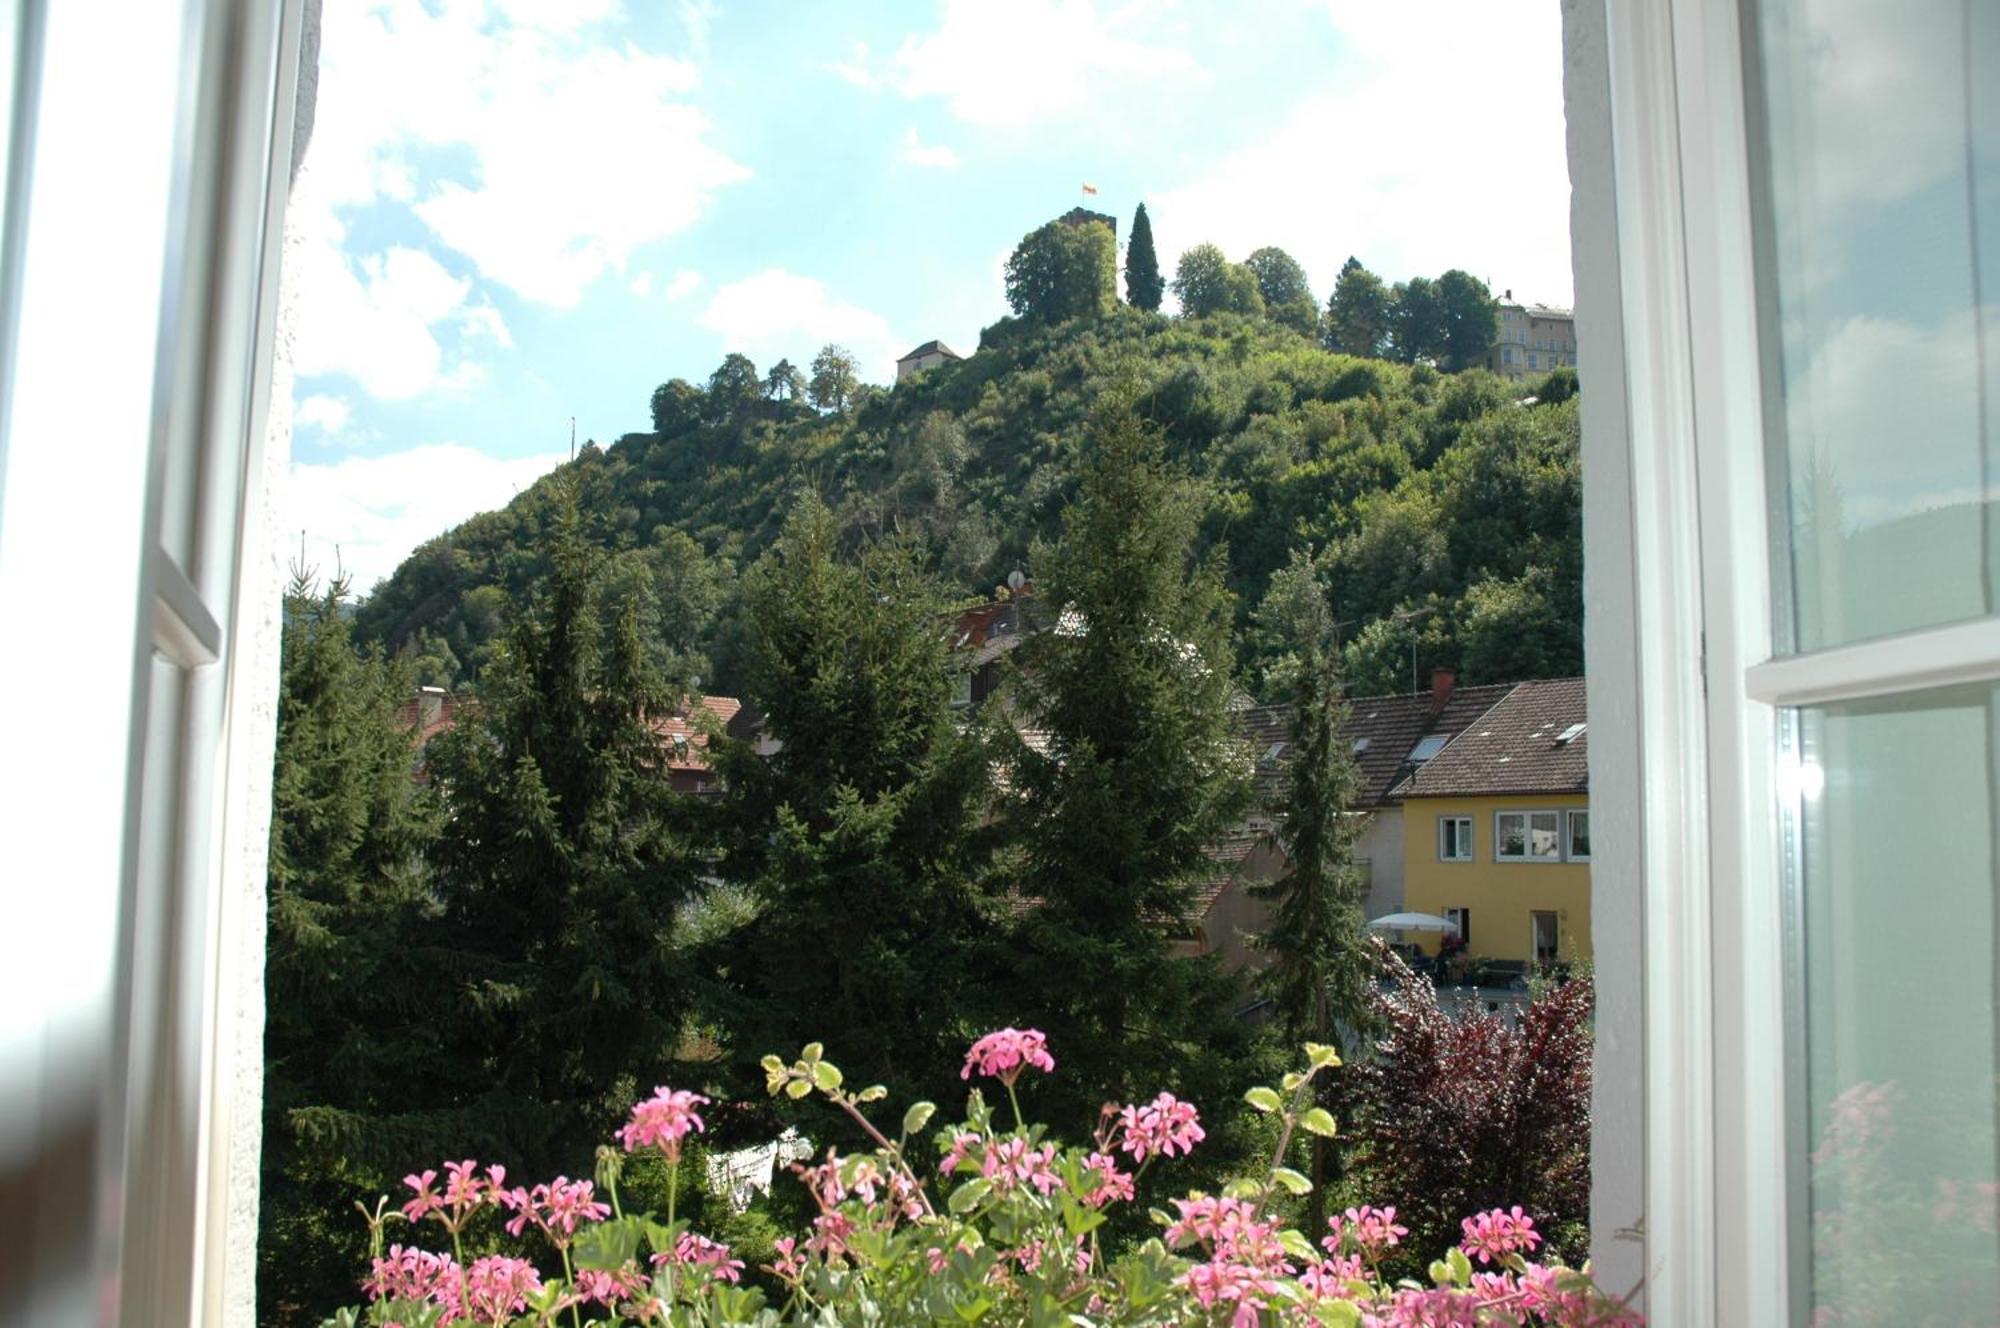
[419,480,702,1177]
[260,574,439,1321]
[715,494,994,1113]
[1125,202,1164,311]
[1251,548,1375,1233]
[1004,388,1256,1130]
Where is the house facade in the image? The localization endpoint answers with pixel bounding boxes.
[894,339,964,383]
[1485,291,1577,379]
[1396,679,1590,966]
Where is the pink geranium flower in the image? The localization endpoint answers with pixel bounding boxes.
[459,1254,541,1326]
[961,1028,1055,1086]
[1459,1205,1543,1264]
[618,1086,710,1162]
[1117,1092,1205,1161]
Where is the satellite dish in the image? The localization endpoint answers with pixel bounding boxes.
[1006,569,1027,591]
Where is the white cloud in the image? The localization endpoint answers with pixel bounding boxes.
[311,0,748,311]
[892,0,1203,126]
[899,126,960,169]
[828,41,878,89]
[288,443,567,595]
[1788,307,1991,528]
[291,185,507,400]
[664,268,703,300]
[295,394,352,435]
[630,271,655,296]
[1148,0,1573,309]
[700,269,903,381]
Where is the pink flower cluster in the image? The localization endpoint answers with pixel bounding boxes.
[1328,1203,1410,1257]
[1166,1195,1294,1328]
[571,1263,648,1309]
[652,1232,745,1283]
[363,1243,457,1305]
[960,1027,1055,1086]
[1460,1205,1543,1265]
[1079,1151,1135,1208]
[981,1135,1061,1196]
[401,1159,507,1233]
[1116,1091,1205,1162]
[460,1254,541,1326]
[496,1175,608,1246]
[618,1085,710,1161]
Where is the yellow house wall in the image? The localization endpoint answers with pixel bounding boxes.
[1399,793,1592,964]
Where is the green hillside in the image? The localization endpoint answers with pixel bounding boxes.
[352,305,1581,699]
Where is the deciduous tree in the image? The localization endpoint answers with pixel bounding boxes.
[1004,218,1117,323]
[1245,245,1318,335]
[1436,269,1500,372]
[1323,256,1389,357]
[808,343,860,413]
[1173,242,1265,319]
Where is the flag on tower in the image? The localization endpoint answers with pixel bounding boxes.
[1081,182,1098,195]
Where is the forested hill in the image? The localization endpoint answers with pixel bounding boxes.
[352,306,1581,700]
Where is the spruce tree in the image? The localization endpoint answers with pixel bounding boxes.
[715,493,993,1113]
[1251,548,1374,1232]
[1125,202,1164,311]
[260,575,439,1322]
[419,480,701,1176]
[1004,388,1256,1130]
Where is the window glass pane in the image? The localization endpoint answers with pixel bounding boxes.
[1791,682,2000,1318]
[1529,811,1560,857]
[1568,811,1591,859]
[1497,813,1525,857]
[1755,0,2000,651]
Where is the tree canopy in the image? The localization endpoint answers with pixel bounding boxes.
[1172,242,1265,318]
[1004,218,1117,323]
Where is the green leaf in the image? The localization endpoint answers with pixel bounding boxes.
[1278,1228,1318,1263]
[802,1041,824,1063]
[948,1177,993,1214]
[1222,1178,1262,1201]
[1244,1086,1283,1113]
[573,1216,644,1270]
[857,1083,888,1102]
[1446,1246,1473,1286]
[903,1101,937,1135]
[1429,1258,1454,1286]
[1304,1042,1342,1069]
[1299,1107,1338,1138]
[1270,1166,1311,1195]
[812,1061,843,1092]
[785,1077,812,1099]
[1316,1300,1362,1326]
[759,1054,786,1075]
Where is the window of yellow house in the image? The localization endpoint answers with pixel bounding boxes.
[1495,810,1561,861]
[1565,809,1591,861]
[1438,814,1474,861]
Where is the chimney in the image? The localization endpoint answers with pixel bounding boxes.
[1428,667,1457,714]
[418,684,447,731]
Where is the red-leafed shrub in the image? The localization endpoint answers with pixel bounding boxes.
[1347,945,1594,1270]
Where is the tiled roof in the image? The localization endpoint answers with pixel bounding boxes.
[1238,683,1515,810]
[898,339,963,362]
[1392,678,1587,799]
[649,694,744,772]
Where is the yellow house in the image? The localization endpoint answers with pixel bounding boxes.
[1395,678,1591,966]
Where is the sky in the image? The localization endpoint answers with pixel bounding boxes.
[286,0,1574,593]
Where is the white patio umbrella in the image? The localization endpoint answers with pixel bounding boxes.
[1365,911,1460,934]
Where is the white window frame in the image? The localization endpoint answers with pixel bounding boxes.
[0,3,308,1323]
[1494,809,1561,862]
[1530,909,1561,963]
[1438,813,1474,861]
[1564,808,1592,862]
[1444,906,1471,947]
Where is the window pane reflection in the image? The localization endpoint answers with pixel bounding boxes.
[1793,683,2000,1320]
[1757,0,2000,651]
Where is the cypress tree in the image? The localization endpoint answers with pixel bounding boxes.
[1125,202,1164,312]
[1249,549,1374,1231]
[1003,388,1255,1131]
[714,493,993,1113]
[260,575,439,1322]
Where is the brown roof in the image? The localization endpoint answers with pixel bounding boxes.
[1392,678,1588,799]
[649,694,744,772]
[898,339,963,363]
[1238,682,1515,810]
